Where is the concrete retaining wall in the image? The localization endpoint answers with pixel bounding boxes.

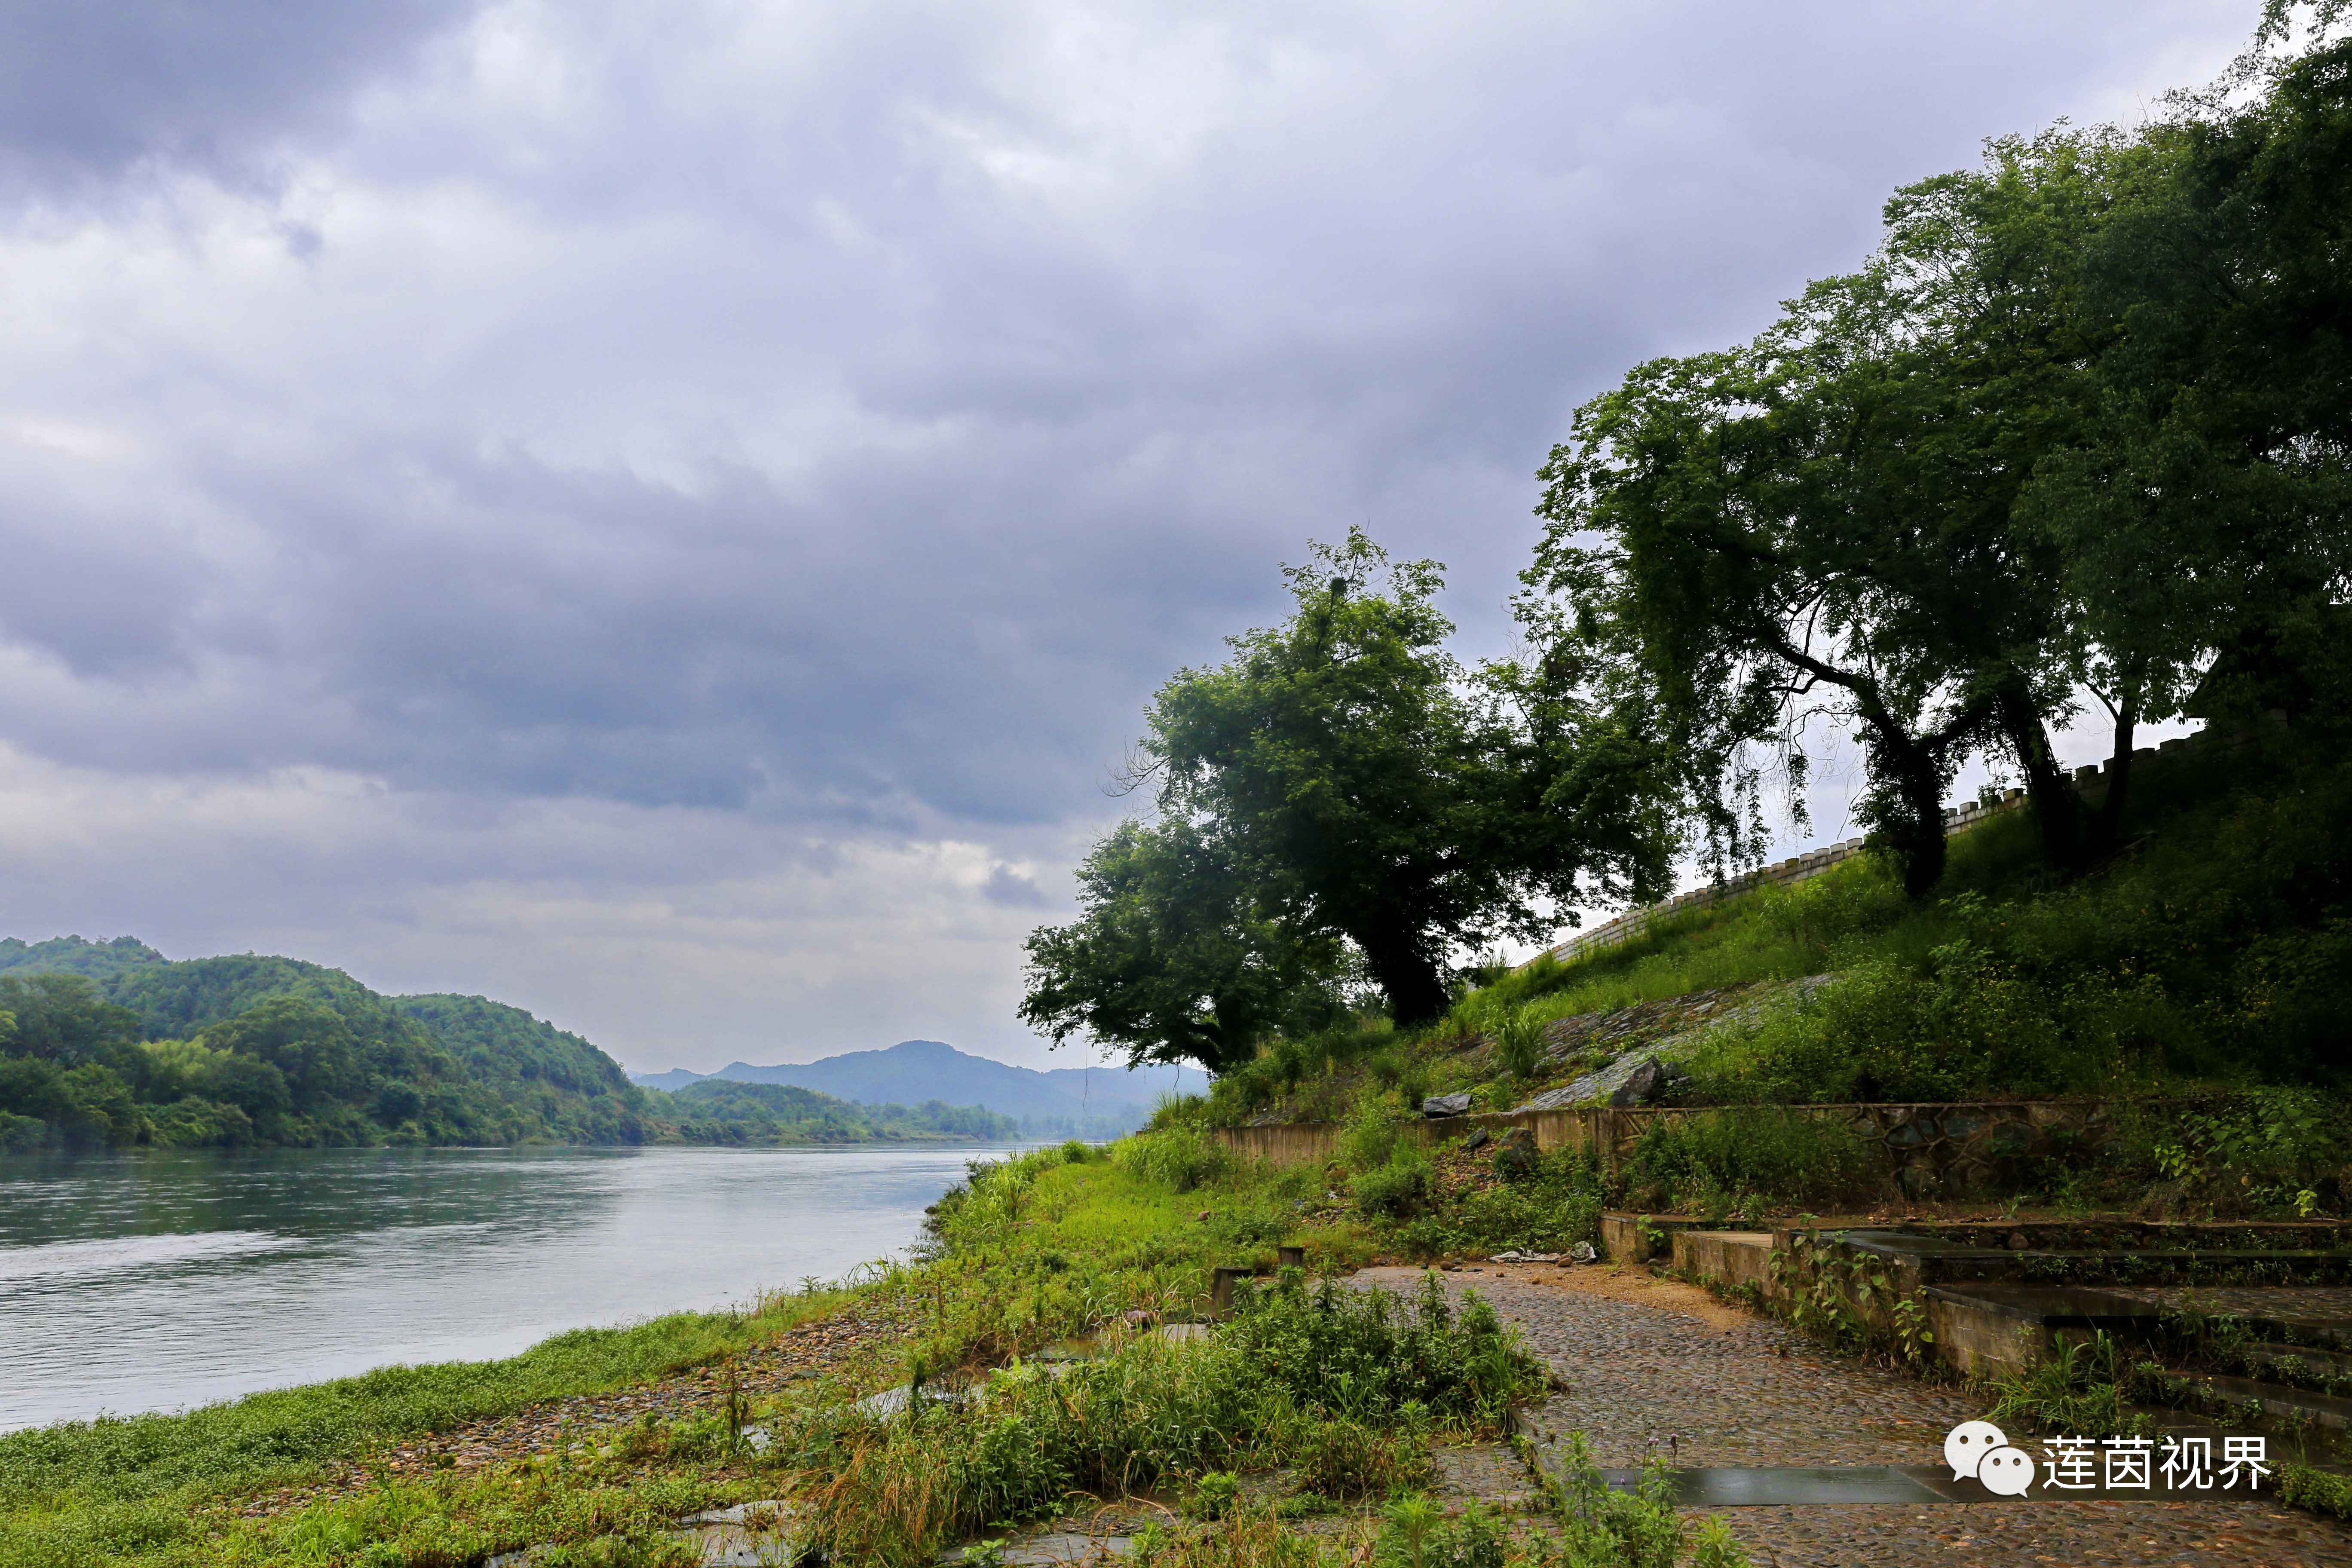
[1672,1230,1779,1298]
[1215,1099,2119,1196]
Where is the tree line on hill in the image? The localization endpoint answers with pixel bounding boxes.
[650,1080,1022,1143]
[1022,12,2352,1075]
[0,938,1031,1153]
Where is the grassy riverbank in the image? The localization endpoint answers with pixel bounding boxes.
[0,1140,1742,1568]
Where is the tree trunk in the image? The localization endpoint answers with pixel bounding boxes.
[1356,924,1451,1029]
[2095,690,2138,851]
[1859,713,1951,899]
[1886,741,1950,899]
[1995,683,2083,872]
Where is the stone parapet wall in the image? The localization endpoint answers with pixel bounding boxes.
[1215,1099,2121,1195]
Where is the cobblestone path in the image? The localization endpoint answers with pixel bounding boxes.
[1354,1264,2352,1568]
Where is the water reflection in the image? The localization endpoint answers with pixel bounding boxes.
[0,1144,999,1430]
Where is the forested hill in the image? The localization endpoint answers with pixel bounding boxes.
[0,935,1054,1154]
[0,936,650,1150]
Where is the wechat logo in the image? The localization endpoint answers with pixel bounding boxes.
[1945,1418,2033,1496]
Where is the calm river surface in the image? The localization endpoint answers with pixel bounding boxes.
[0,1143,1009,1431]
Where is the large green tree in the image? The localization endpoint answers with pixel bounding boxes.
[2025,18,2352,839]
[1033,529,1675,1039]
[1528,127,2144,892]
[1020,818,1343,1073]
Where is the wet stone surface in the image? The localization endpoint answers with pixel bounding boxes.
[2102,1284,2352,1335]
[1352,1264,2352,1567]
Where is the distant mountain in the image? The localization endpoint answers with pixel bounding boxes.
[0,935,1071,1152]
[633,1067,712,1093]
[630,1040,1187,1131]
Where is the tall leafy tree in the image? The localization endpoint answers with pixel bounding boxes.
[2025,17,2352,842]
[1529,132,2135,891]
[1124,528,1673,1027]
[1020,818,1344,1073]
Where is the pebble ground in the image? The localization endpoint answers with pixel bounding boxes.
[1353,1263,2352,1567]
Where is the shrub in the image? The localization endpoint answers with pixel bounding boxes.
[1351,1150,1434,1219]
[1287,1417,1433,1501]
[1451,1152,1605,1253]
[1491,1008,1547,1082]
[1222,1272,1545,1430]
[1187,1471,1240,1520]
[1620,1109,1874,1210]
[792,1275,1542,1566]
[2282,1461,2352,1521]
[1525,1436,1744,1568]
[1117,1127,1238,1193]
[1128,1510,1344,1568]
[1986,1334,2150,1439]
[1339,1096,1413,1173]
[1372,1495,1505,1568]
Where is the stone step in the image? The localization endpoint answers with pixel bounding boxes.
[2245,1341,2352,1380]
[1838,1230,2352,1289]
[2187,1373,2352,1432]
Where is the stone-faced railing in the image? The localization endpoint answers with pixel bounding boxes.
[1213,1099,2127,1195]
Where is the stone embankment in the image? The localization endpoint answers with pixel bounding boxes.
[1214,1098,2125,1197]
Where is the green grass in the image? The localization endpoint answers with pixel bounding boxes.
[1497,735,2352,1099]
[0,1128,1751,1565]
[0,1292,847,1568]
[1202,730,2352,1137]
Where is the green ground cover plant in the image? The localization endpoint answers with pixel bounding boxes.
[0,1292,843,1568]
[784,1273,1542,1567]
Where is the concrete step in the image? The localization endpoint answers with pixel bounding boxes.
[2245,1341,2352,1380]
[1837,1229,2352,1289]
[2189,1373,2352,1431]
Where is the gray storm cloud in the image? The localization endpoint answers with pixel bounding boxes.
[0,0,2251,1067]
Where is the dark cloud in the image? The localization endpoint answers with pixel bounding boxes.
[0,2,484,196]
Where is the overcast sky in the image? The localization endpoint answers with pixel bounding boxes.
[0,1,2252,1072]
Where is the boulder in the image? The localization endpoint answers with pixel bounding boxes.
[1422,1092,1474,1118]
[1461,1127,1491,1153]
[1608,1057,1671,1107]
[1491,1126,1540,1179]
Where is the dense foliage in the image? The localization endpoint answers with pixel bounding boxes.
[0,940,649,1152]
[1025,529,1679,1059]
[0,940,1027,1153]
[1527,26,2352,896]
[652,1079,1022,1143]
[1026,20,2352,1093]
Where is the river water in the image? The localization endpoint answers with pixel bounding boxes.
[0,1143,1006,1431]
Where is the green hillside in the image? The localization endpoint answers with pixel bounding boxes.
[0,939,651,1152]
[1165,729,2352,1223]
[0,937,1044,1155]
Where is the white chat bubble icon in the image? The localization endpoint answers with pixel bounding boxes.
[1977,1445,2035,1497]
[1944,1419,2009,1480]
